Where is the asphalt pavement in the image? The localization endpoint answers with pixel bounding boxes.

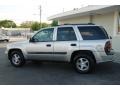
[0,42,120,85]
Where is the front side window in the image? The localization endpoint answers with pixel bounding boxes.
[57,27,77,41]
[78,26,109,40]
[33,28,54,42]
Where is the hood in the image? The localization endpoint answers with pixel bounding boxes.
[8,40,29,47]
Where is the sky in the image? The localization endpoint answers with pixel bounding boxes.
[0,0,119,25]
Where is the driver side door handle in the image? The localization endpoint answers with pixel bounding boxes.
[70,44,76,46]
[46,44,51,47]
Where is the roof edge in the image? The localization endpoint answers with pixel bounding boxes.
[48,5,115,20]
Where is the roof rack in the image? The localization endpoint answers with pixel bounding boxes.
[62,23,95,25]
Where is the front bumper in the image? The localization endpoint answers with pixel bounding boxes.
[5,49,9,58]
[5,49,8,55]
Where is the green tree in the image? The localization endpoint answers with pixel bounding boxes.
[20,21,33,28]
[20,21,50,31]
[51,20,58,26]
[0,20,16,28]
[31,22,40,31]
[42,23,49,28]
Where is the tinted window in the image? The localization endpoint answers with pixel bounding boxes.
[57,27,77,41]
[78,26,109,40]
[33,28,54,42]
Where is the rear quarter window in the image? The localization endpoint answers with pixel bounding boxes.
[78,26,109,40]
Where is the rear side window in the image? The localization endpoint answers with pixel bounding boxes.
[78,26,109,40]
[57,27,77,41]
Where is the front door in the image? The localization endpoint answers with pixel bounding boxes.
[26,28,54,60]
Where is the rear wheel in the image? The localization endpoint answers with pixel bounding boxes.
[9,51,25,67]
[73,54,96,74]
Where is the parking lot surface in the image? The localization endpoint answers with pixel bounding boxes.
[0,42,120,85]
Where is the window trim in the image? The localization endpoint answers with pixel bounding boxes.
[56,27,77,41]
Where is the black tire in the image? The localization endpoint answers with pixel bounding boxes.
[73,54,96,74]
[9,51,25,67]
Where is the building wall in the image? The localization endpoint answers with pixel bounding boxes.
[92,12,114,36]
[111,11,120,53]
[92,12,120,52]
[58,16,90,25]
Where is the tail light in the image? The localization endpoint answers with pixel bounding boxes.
[104,41,112,55]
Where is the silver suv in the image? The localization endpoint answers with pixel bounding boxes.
[5,24,114,73]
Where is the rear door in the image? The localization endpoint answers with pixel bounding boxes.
[53,26,79,61]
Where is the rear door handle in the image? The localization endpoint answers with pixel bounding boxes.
[46,44,51,47]
[71,44,76,46]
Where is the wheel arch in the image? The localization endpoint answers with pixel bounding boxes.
[8,48,24,60]
[70,50,96,63]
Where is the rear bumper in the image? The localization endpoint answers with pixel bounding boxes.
[101,54,114,62]
[94,50,114,63]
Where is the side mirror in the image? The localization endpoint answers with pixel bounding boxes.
[109,36,112,39]
[29,37,34,42]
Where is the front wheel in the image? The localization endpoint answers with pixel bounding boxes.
[9,51,25,67]
[73,54,96,74]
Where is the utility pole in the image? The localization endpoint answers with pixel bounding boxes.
[39,5,42,29]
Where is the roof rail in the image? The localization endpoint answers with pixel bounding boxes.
[62,23,95,25]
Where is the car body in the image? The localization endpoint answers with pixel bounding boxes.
[5,24,114,73]
[0,34,10,42]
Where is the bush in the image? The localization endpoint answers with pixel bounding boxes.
[31,22,40,31]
